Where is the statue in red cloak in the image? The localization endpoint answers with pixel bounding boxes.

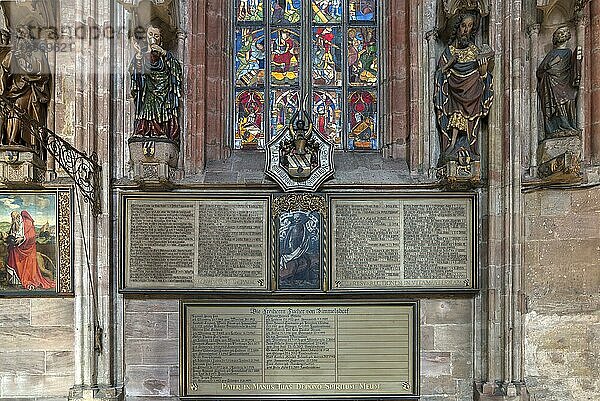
[5,210,54,290]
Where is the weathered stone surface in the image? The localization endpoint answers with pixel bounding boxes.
[124,366,170,396]
[1,374,73,397]
[31,299,74,327]
[421,352,452,377]
[524,312,600,400]
[139,340,179,365]
[433,324,472,352]
[421,375,457,395]
[167,313,178,339]
[0,327,74,351]
[422,299,472,325]
[125,299,179,313]
[46,351,75,376]
[0,351,45,374]
[124,313,168,339]
[0,300,30,327]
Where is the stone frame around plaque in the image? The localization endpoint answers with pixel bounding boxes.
[119,192,271,294]
[179,300,420,400]
[328,192,478,293]
[272,193,328,292]
[0,188,74,296]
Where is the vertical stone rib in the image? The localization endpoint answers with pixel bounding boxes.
[590,1,600,162]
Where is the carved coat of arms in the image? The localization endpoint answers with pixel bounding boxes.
[265,105,334,192]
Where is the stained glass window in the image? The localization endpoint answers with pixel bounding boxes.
[233,0,379,150]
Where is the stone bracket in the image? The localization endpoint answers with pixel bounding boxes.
[436,160,482,189]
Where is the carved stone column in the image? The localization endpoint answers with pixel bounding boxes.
[475,0,528,399]
[527,24,540,177]
[590,0,600,163]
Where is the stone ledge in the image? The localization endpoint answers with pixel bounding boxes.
[68,386,123,401]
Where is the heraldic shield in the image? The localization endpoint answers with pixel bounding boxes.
[265,106,334,192]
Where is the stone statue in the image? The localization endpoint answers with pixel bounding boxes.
[434,11,494,167]
[0,25,51,152]
[129,25,183,142]
[536,26,582,137]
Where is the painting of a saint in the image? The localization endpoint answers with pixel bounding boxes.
[278,210,322,290]
[0,194,57,293]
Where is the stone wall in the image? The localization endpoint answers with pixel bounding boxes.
[122,298,474,401]
[0,299,74,399]
[523,187,600,401]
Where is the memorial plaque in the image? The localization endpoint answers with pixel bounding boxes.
[181,302,417,399]
[122,194,269,292]
[330,194,475,290]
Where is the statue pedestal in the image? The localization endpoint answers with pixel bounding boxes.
[128,137,179,188]
[0,147,46,186]
[436,160,481,188]
[537,135,581,182]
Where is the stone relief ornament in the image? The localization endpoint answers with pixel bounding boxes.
[265,97,334,192]
[434,6,494,186]
[536,26,583,181]
[128,23,183,187]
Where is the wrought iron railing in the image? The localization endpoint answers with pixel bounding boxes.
[0,95,102,215]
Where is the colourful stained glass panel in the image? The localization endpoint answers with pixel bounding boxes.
[348,90,377,150]
[349,0,376,21]
[237,0,264,22]
[313,90,342,148]
[235,90,265,149]
[312,0,342,23]
[235,28,266,86]
[271,28,301,85]
[348,27,377,86]
[271,0,302,24]
[270,89,300,137]
[312,27,342,86]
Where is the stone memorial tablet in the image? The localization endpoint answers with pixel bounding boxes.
[123,195,269,291]
[331,195,475,290]
[182,302,416,398]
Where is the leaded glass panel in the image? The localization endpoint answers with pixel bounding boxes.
[235,90,265,149]
[270,89,300,137]
[235,28,266,86]
[232,0,379,151]
[237,0,264,22]
[312,27,342,86]
[312,0,343,23]
[349,0,376,21]
[348,90,377,150]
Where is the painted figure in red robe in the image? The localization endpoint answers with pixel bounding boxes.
[5,210,54,290]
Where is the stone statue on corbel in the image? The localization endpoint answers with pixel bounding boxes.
[0,24,51,185]
[536,26,583,182]
[434,2,494,187]
[128,23,183,188]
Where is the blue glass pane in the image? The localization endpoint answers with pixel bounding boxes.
[235,28,266,86]
[349,0,376,21]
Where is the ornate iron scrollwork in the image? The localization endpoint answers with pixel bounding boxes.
[0,95,102,215]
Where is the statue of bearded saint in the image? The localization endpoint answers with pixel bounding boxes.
[434,12,494,167]
[129,25,183,142]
